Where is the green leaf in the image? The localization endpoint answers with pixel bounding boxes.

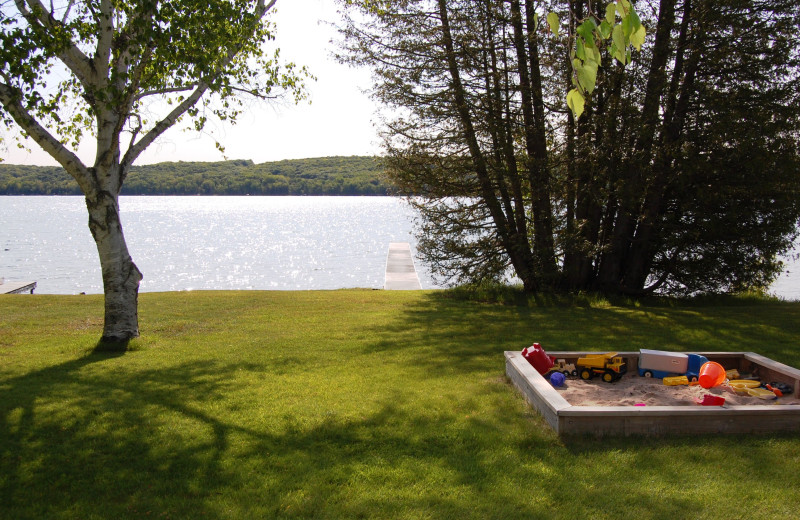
[612,23,626,64]
[630,23,646,50]
[577,19,596,42]
[547,12,560,37]
[576,38,586,61]
[622,12,634,38]
[576,58,598,94]
[623,5,642,38]
[600,20,613,39]
[616,0,630,18]
[609,42,625,65]
[567,88,585,119]
[605,3,616,24]
[629,7,642,29]
[590,45,601,65]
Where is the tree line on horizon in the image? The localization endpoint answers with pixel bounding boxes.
[0,156,390,196]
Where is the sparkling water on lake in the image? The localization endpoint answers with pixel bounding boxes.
[1,195,798,299]
[1,196,435,294]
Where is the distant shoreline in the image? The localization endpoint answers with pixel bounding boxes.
[1,193,394,197]
[0,156,394,196]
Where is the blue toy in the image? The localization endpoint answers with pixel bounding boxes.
[550,372,566,387]
[638,349,708,381]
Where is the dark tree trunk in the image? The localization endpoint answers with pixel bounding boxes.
[437,0,539,290]
[625,0,702,291]
[597,0,678,293]
[510,0,557,285]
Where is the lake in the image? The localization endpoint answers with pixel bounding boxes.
[1,195,798,299]
[1,196,435,294]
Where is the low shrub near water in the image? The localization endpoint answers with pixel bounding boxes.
[443,281,615,307]
[1,290,799,519]
[444,282,791,309]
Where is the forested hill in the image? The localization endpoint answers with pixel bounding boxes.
[0,156,391,195]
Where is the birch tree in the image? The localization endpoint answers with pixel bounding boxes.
[0,0,308,344]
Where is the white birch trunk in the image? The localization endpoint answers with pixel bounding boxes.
[85,189,143,344]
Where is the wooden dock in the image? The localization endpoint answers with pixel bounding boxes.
[0,280,37,294]
[384,242,422,290]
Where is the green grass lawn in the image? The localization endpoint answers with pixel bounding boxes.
[2,290,799,519]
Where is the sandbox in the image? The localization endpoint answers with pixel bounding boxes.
[505,351,800,436]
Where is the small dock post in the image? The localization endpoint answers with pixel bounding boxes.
[384,242,422,290]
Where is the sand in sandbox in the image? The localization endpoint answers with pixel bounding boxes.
[554,375,799,407]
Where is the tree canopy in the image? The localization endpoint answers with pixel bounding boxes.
[339,0,800,296]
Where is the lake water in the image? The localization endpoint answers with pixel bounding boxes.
[1,196,435,294]
[1,195,798,299]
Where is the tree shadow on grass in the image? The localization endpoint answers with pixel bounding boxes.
[0,353,267,518]
[3,294,799,518]
[2,358,798,519]
[0,348,531,517]
[92,337,131,354]
[0,351,582,518]
[0,351,738,519]
[363,291,800,379]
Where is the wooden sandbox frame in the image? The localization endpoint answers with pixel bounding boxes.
[505,351,800,436]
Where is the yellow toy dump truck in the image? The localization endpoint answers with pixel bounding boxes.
[577,353,627,383]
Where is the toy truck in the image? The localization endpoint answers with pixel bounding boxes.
[638,349,708,381]
[684,354,709,381]
[577,353,627,382]
[546,358,578,378]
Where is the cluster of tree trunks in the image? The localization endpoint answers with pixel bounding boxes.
[342,0,800,295]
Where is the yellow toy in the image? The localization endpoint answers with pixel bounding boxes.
[728,379,760,389]
[728,379,761,395]
[576,352,627,383]
[747,387,778,400]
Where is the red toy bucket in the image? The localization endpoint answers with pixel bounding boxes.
[522,343,554,375]
[698,361,726,389]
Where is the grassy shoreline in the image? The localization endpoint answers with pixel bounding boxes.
[2,290,799,518]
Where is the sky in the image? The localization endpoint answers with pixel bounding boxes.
[1,0,381,167]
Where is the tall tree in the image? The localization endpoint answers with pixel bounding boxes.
[585,0,800,294]
[339,0,647,290]
[1,0,307,343]
[340,0,800,295]
[631,0,800,294]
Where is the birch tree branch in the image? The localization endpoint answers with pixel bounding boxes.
[14,0,96,86]
[121,81,210,169]
[122,0,278,168]
[0,81,94,195]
